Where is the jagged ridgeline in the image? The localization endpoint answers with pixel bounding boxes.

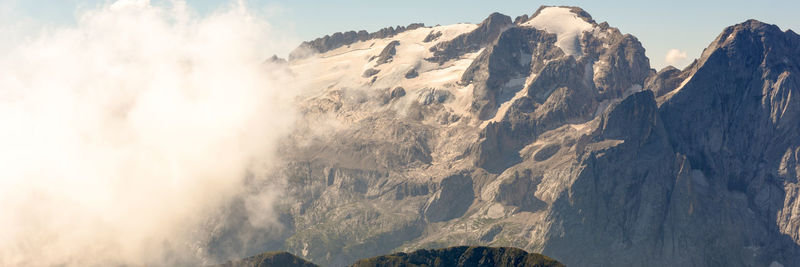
[208,5,800,267]
[215,246,564,267]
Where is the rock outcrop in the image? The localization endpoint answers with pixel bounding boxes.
[289,23,425,60]
[375,40,400,65]
[427,13,513,64]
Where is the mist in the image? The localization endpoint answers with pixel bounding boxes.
[0,0,298,265]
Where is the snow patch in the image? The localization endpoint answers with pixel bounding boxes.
[289,24,479,95]
[592,60,607,73]
[625,84,643,96]
[505,77,527,88]
[592,59,607,84]
[569,121,592,133]
[726,32,737,42]
[521,7,593,57]
[659,74,694,102]
[594,99,614,117]
[583,62,593,84]
[676,74,693,91]
[482,77,529,127]
[486,203,506,219]
[591,27,610,40]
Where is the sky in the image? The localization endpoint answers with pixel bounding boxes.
[2,0,799,69]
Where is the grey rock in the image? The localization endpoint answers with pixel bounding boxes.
[423,30,442,43]
[427,12,513,64]
[375,40,400,65]
[462,26,559,120]
[423,173,474,222]
[479,225,503,242]
[644,66,682,97]
[585,30,652,100]
[362,68,380,78]
[417,88,452,105]
[513,14,529,25]
[390,87,406,99]
[404,68,419,79]
[656,20,800,266]
[543,90,679,266]
[463,12,655,175]
[493,169,546,212]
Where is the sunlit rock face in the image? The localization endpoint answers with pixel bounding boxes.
[211,6,800,267]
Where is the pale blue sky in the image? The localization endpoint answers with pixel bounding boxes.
[3,0,798,69]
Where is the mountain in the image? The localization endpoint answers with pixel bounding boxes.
[216,251,318,267]
[215,246,563,267]
[206,6,800,267]
[351,246,564,267]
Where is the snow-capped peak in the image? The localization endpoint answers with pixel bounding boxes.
[521,7,594,57]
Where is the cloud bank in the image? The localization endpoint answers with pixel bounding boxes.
[0,0,297,265]
[665,48,688,66]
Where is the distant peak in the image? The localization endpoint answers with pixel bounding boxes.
[486,12,509,19]
[530,6,595,24]
[738,19,780,31]
[672,19,798,99]
[426,11,511,64]
[704,19,790,58]
[520,6,596,57]
[480,12,513,27]
[724,19,783,38]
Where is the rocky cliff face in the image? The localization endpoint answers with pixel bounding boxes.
[654,20,800,266]
[206,6,800,267]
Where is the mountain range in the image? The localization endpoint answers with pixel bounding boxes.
[208,6,800,267]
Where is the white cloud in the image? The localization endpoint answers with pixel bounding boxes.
[110,0,150,10]
[0,1,297,266]
[665,48,689,66]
